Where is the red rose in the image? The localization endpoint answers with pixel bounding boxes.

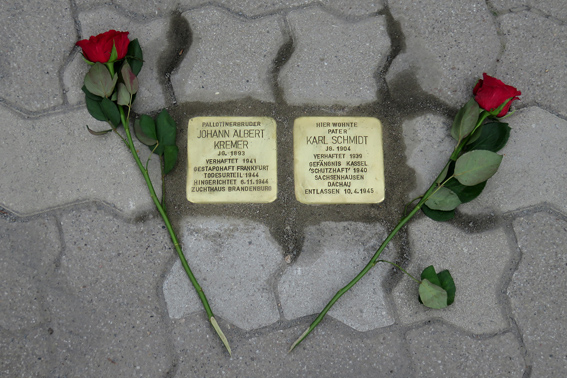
[76,30,130,63]
[473,73,521,117]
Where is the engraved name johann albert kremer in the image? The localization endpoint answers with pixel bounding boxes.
[187,117,277,203]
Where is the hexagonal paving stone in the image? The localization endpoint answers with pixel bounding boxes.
[387,0,500,106]
[279,7,390,106]
[460,107,567,215]
[497,11,567,117]
[172,6,286,104]
[163,217,282,331]
[0,0,75,111]
[392,218,512,334]
[278,222,395,332]
[0,106,161,217]
[53,207,174,376]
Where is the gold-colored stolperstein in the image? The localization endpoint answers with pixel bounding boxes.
[186,116,277,203]
[294,117,384,204]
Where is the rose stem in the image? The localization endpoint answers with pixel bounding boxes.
[118,106,231,356]
[289,111,492,352]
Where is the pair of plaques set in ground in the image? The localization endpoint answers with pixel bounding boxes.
[186,117,385,204]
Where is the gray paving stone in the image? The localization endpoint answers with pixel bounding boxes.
[0,106,161,217]
[51,207,174,376]
[402,113,454,199]
[460,107,567,215]
[163,217,282,331]
[0,216,60,332]
[392,218,512,334]
[0,328,52,377]
[322,0,385,16]
[407,323,525,377]
[0,265,41,332]
[278,222,395,332]
[497,11,567,117]
[0,0,75,112]
[508,212,567,377]
[113,1,384,18]
[74,0,113,9]
[387,0,500,106]
[212,0,311,17]
[279,7,390,106]
[115,0,301,18]
[172,7,286,104]
[492,0,567,20]
[112,0,182,16]
[171,313,412,377]
[65,8,169,114]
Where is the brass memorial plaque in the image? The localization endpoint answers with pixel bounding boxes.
[187,117,277,203]
[294,117,384,204]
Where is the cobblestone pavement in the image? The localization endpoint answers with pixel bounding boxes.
[1,1,566,377]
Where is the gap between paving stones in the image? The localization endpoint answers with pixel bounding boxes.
[491,1,567,24]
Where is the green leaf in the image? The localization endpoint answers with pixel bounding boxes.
[86,125,112,135]
[154,109,176,155]
[117,83,131,106]
[421,265,442,286]
[126,39,144,76]
[454,150,503,186]
[425,187,461,211]
[84,62,117,98]
[134,117,158,146]
[163,145,179,174]
[85,95,107,122]
[100,98,121,128]
[419,279,448,309]
[81,85,103,101]
[444,177,487,203]
[139,115,158,140]
[466,122,511,152]
[436,164,450,184]
[418,266,456,308]
[120,61,139,94]
[422,205,455,222]
[451,98,480,142]
[466,123,483,144]
[437,270,456,306]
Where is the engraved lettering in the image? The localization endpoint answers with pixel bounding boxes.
[331,136,368,144]
[198,129,230,138]
[306,136,327,144]
[294,117,384,204]
[213,140,249,149]
[187,117,277,203]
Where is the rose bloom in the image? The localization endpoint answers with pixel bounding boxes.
[76,30,130,63]
[473,73,521,117]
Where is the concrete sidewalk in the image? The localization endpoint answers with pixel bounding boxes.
[1,0,566,376]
